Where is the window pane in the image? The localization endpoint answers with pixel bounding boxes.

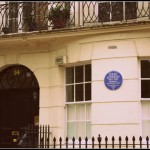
[67,105,75,121]
[66,67,74,84]
[75,66,83,83]
[85,64,91,82]
[67,122,75,139]
[76,122,85,138]
[141,101,150,119]
[141,60,150,78]
[85,83,91,101]
[66,85,74,102]
[75,84,83,102]
[86,121,91,139]
[86,104,91,120]
[141,80,150,98]
[76,104,85,120]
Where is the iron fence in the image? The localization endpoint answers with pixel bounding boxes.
[0,2,150,34]
[50,135,150,149]
[5,125,148,149]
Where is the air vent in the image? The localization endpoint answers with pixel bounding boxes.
[108,45,117,49]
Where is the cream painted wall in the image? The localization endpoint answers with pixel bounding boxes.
[92,57,139,103]
[92,80,138,102]
[1,29,150,140]
[134,38,150,56]
[92,57,138,80]
[93,40,137,59]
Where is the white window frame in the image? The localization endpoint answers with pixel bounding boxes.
[65,63,92,141]
[140,59,150,101]
[140,58,150,142]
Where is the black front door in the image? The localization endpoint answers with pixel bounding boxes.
[0,65,39,148]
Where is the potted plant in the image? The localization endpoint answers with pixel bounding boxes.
[2,27,10,34]
[24,15,37,31]
[48,5,70,29]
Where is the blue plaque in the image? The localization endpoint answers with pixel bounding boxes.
[104,71,123,90]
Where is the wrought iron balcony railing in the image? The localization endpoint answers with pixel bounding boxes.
[0,1,150,34]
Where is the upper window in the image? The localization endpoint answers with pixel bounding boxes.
[141,60,150,98]
[98,2,137,22]
[66,64,91,102]
[141,60,150,138]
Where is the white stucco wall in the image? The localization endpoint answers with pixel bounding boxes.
[78,39,139,139]
[0,27,150,140]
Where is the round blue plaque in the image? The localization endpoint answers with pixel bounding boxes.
[104,71,123,90]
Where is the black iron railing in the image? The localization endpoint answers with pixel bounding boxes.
[45,134,150,149]
[0,2,150,34]
[17,125,50,148]
[1,125,150,148]
[18,126,150,148]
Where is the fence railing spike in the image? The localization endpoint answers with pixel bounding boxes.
[146,136,149,148]
[92,137,95,148]
[53,137,56,149]
[79,137,81,148]
[105,136,108,148]
[139,136,142,148]
[112,136,115,149]
[132,136,135,148]
[85,137,88,148]
[72,137,75,148]
[125,136,128,148]
[97,134,101,148]
[66,137,68,148]
[59,137,62,148]
[119,136,122,149]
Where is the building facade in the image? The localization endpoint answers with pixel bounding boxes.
[0,1,150,146]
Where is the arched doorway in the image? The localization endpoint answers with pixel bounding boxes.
[0,64,39,147]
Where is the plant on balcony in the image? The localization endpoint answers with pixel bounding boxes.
[48,5,70,29]
[2,27,10,34]
[24,15,37,31]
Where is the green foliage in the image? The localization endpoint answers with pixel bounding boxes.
[48,5,70,20]
[24,15,35,24]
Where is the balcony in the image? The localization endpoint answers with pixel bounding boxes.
[0,2,150,34]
